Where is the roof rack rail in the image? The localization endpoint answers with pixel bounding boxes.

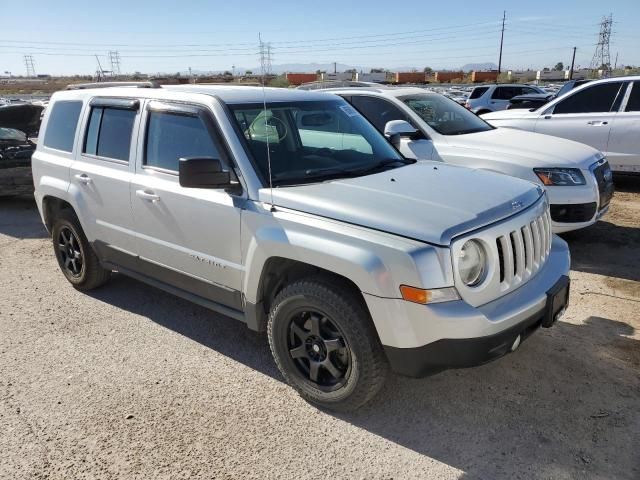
[66,81,162,90]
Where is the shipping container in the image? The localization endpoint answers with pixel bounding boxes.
[471,71,499,83]
[285,73,319,86]
[393,72,426,84]
[434,71,464,83]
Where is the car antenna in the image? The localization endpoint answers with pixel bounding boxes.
[259,32,276,213]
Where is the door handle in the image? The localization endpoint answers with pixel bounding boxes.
[74,173,92,184]
[587,120,608,126]
[136,189,160,202]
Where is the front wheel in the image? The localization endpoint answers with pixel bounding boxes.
[267,277,388,411]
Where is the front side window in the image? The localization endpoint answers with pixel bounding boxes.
[348,96,409,133]
[229,100,407,186]
[83,107,136,161]
[400,94,493,136]
[554,82,624,114]
[145,111,219,172]
[625,82,640,112]
[43,100,83,152]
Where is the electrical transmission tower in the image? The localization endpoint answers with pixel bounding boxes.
[258,34,273,85]
[590,14,612,74]
[24,55,36,77]
[108,51,121,76]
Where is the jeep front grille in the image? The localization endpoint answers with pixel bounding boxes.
[495,209,552,289]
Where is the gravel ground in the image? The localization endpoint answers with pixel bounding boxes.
[1,177,639,480]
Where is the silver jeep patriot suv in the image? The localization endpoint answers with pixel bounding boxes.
[32,82,570,411]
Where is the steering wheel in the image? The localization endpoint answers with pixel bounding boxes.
[248,115,288,142]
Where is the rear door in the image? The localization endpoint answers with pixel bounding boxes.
[535,81,626,154]
[607,81,640,172]
[489,86,521,111]
[69,97,139,253]
[130,100,243,309]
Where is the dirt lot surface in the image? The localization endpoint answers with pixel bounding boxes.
[1,177,639,480]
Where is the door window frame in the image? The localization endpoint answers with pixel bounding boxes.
[545,81,627,115]
[80,97,140,165]
[139,100,241,189]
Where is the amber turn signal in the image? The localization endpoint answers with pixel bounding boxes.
[399,285,430,304]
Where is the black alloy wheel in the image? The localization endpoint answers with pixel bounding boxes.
[57,226,83,277]
[287,309,351,391]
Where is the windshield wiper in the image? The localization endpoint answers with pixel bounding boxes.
[349,158,415,176]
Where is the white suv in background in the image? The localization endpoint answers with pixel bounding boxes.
[322,86,613,233]
[466,84,547,114]
[482,76,640,174]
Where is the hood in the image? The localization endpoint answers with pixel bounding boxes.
[259,162,543,246]
[0,104,44,137]
[443,128,602,168]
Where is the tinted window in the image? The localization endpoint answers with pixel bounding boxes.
[349,96,409,132]
[469,87,489,99]
[625,83,640,112]
[491,87,521,100]
[554,82,624,114]
[83,107,136,161]
[145,112,219,172]
[43,100,82,152]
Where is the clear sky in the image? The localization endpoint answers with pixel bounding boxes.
[1,0,639,76]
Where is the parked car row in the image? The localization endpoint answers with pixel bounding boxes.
[27,76,635,411]
[482,77,640,174]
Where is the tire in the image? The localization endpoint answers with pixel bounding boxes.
[51,209,111,291]
[267,276,388,411]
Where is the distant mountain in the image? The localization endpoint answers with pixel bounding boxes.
[461,62,498,72]
[241,62,363,74]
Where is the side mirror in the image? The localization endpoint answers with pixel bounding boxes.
[384,120,420,147]
[179,157,231,189]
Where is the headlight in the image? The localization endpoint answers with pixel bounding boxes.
[534,168,586,186]
[458,240,486,287]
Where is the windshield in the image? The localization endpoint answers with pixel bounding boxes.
[229,100,409,186]
[0,127,27,142]
[400,94,493,135]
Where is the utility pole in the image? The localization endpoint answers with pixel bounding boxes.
[590,14,612,75]
[614,52,618,70]
[334,62,337,74]
[95,54,106,81]
[497,10,506,77]
[569,47,577,80]
[24,55,36,77]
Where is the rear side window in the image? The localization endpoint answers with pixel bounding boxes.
[625,83,640,112]
[43,100,83,152]
[554,82,624,114]
[491,87,521,100]
[145,111,219,172]
[83,107,136,161]
[469,87,489,99]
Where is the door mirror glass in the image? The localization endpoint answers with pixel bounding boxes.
[179,157,231,188]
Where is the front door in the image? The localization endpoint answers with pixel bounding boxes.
[130,101,243,309]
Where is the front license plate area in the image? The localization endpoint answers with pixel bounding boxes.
[542,275,570,328]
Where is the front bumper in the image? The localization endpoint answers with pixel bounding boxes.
[363,235,570,377]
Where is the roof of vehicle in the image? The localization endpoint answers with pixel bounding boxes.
[315,86,438,98]
[55,84,340,105]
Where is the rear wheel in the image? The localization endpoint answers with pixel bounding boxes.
[51,210,111,290]
[268,277,388,411]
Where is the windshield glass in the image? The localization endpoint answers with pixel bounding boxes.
[229,100,408,186]
[400,94,493,135]
[0,127,27,142]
